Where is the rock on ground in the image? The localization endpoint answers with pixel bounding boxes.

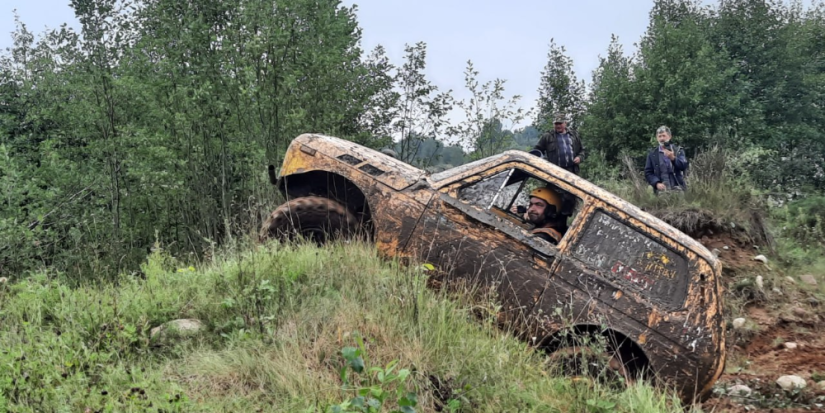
[792,307,811,318]
[776,375,806,391]
[733,318,747,329]
[755,275,764,289]
[150,319,203,340]
[783,342,798,350]
[727,384,752,397]
[753,254,769,264]
[799,274,818,286]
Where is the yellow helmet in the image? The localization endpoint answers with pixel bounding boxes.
[529,187,563,215]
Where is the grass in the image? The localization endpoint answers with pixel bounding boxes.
[591,146,772,247]
[0,239,686,412]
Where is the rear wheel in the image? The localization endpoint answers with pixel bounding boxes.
[544,331,644,388]
[259,196,358,244]
[548,345,632,384]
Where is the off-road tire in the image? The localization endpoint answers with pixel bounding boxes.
[259,196,358,244]
[548,346,632,385]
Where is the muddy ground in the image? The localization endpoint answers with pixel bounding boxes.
[695,234,825,412]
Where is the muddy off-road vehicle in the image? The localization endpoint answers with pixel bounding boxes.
[260,133,725,401]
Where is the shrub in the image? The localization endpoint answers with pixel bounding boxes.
[592,146,771,246]
[781,196,825,249]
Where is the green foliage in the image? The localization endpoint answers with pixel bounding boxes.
[0,0,397,278]
[594,146,771,244]
[776,196,825,251]
[392,137,467,172]
[579,149,621,184]
[452,61,529,160]
[0,240,683,412]
[389,43,454,165]
[583,1,751,161]
[581,0,825,194]
[785,196,825,247]
[329,333,418,413]
[535,39,586,131]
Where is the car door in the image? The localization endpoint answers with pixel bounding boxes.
[405,163,583,330]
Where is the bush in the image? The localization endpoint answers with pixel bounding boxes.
[780,196,825,249]
[591,146,771,245]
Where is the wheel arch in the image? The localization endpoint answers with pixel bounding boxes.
[539,324,652,380]
[277,170,374,240]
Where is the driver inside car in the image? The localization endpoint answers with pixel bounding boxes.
[512,187,569,244]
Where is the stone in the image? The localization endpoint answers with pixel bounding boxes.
[776,375,806,391]
[773,287,783,294]
[792,307,810,318]
[818,380,825,391]
[0,277,7,284]
[786,276,797,284]
[150,319,203,341]
[727,384,752,397]
[755,276,764,290]
[753,255,769,264]
[732,318,747,329]
[784,342,798,350]
[723,245,730,250]
[799,274,818,286]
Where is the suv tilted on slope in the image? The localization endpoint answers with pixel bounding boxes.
[260,133,725,401]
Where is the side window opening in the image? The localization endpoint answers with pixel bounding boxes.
[457,168,583,245]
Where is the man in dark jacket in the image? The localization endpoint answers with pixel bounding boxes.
[644,125,688,194]
[533,113,585,175]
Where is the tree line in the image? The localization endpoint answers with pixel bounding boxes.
[1,0,823,277]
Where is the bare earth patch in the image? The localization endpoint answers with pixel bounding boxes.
[694,233,825,411]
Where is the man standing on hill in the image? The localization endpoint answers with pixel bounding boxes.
[645,125,688,194]
[532,113,585,175]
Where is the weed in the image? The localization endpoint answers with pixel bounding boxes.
[327,332,419,413]
[0,240,684,412]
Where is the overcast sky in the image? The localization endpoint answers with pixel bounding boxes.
[1,0,670,121]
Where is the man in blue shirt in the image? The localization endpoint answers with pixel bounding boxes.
[644,126,688,194]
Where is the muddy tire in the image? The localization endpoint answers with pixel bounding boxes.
[548,346,632,385]
[259,196,359,244]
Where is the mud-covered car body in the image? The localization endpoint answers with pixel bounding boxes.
[269,133,726,401]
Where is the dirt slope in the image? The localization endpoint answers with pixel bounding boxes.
[695,233,825,412]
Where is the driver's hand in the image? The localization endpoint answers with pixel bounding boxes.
[510,205,519,214]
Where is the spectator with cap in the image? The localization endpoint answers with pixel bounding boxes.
[532,112,585,175]
[644,125,688,194]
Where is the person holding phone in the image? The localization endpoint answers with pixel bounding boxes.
[644,125,688,194]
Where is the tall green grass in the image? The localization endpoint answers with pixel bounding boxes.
[591,146,771,246]
[0,240,685,412]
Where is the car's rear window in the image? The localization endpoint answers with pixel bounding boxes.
[571,210,689,310]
